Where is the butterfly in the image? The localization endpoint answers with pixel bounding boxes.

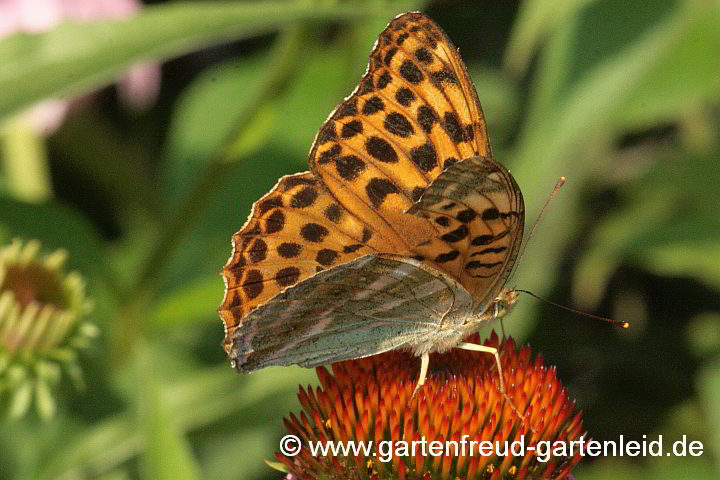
[219,11,525,394]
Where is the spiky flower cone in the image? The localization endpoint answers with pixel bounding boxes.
[277,332,585,479]
[0,239,96,419]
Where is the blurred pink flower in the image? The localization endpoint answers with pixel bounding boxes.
[0,0,161,133]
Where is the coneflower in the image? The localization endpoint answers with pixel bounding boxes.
[0,239,96,419]
[276,332,585,479]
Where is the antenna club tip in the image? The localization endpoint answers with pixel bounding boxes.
[620,321,630,329]
[558,176,567,186]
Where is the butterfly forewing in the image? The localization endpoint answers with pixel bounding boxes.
[220,173,380,349]
[307,12,493,250]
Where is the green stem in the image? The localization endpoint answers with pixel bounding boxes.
[134,26,306,298]
[1,115,53,203]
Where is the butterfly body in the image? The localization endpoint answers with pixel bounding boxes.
[220,12,525,381]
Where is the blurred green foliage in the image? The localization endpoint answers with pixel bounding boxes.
[0,0,718,478]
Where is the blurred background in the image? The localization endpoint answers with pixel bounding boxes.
[0,0,718,478]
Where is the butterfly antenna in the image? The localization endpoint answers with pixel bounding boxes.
[515,289,630,328]
[514,177,567,269]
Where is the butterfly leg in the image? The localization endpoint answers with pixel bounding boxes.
[456,342,535,432]
[456,342,504,393]
[411,353,430,399]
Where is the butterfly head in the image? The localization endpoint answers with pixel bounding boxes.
[490,287,520,321]
[466,287,519,329]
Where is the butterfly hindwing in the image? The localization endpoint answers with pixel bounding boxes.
[230,254,473,370]
[408,156,525,311]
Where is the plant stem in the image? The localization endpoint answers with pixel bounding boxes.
[134,26,306,298]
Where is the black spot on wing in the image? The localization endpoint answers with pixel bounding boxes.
[384,47,398,65]
[399,60,423,84]
[324,204,343,223]
[316,123,337,145]
[435,250,460,263]
[361,227,373,243]
[430,68,459,86]
[482,208,500,220]
[414,47,432,64]
[282,177,316,189]
[366,178,400,208]
[363,96,385,115]
[395,88,415,106]
[257,197,283,215]
[471,246,507,256]
[376,71,392,89]
[277,242,302,258]
[249,238,267,263]
[440,225,469,243]
[343,244,364,253]
[417,105,438,133]
[276,267,300,287]
[318,144,341,164]
[316,249,339,266]
[341,120,363,139]
[465,261,503,269]
[384,112,414,138]
[366,136,398,163]
[456,209,476,223]
[291,187,318,208]
[336,155,366,181]
[333,98,357,119]
[471,230,510,246]
[243,270,264,299]
[442,112,465,144]
[266,209,285,234]
[410,142,438,172]
[301,223,330,243]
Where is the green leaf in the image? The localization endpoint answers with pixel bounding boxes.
[268,40,365,162]
[144,394,202,480]
[34,380,56,420]
[576,456,716,480]
[640,238,720,291]
[687,313,720,358]
[504,0,599,75]
[616,7,720,129]
[160,364,316,433]
[149,275,221,329]
[573,143,720,306]
[265,459,289,473]
[8,381,33,419]
[164,54,278,204]
[698,359,720,466]
[137,343,202,480]
[467,65,519,145]
[572,191,674,309]
[0,199,102,277]
[0,1,383,120]
[502,1,713,337]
